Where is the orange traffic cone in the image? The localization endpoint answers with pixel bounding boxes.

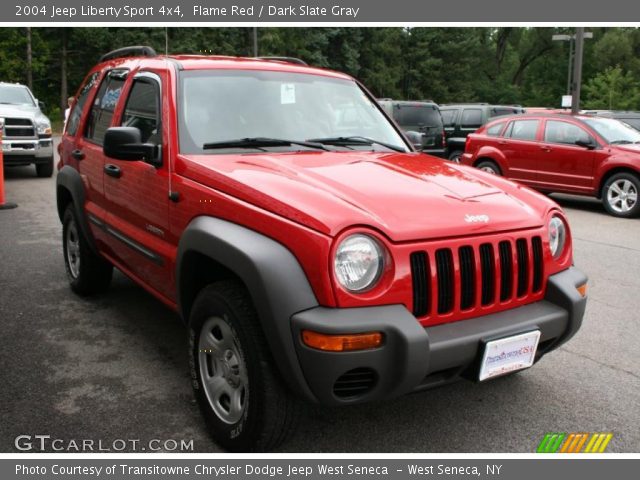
[0,126,18,210]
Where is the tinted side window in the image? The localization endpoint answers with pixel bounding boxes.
[84,74,125,145]
[544,120,591,145]
[508,120,539,141]
[66,72,99,136]
[441,109,458,127]
[461,109,483,128]
[486,121,506,137]
[490,107,520,118]
[121,79,161,144]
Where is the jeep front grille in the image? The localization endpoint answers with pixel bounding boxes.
[410,234,545,323]
[3,118,35,138]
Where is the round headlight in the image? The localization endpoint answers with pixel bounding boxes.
[548,215,567,259]
[334,234,384,292]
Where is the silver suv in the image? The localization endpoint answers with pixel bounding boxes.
[0,82,54,177]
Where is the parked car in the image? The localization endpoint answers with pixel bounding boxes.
[57,46,587,451]
[0,82,54,177]
[461,113,640,218]
[378,99,446,157]
[580,110,640,131]
[440,103,525,162]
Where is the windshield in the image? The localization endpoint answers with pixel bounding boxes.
[179,70,409,154]
[0,86,35,106]
[583,117,640,144]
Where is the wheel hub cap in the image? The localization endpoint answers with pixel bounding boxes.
[607,179,637,213]
[198,316,248,424]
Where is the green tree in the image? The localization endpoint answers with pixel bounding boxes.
[583,66,640,110]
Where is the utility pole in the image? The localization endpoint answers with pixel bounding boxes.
[253,27,258,57]
[26,27,33,90]
[571,28,585,114]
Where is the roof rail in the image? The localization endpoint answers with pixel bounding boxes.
[100,46,157,63]
[255,56,308,66]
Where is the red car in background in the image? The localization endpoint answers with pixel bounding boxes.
[461,113,640,218]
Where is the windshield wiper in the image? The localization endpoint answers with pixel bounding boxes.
[306,136,406,152]
[203,137,328,151]
[610,139,634,145]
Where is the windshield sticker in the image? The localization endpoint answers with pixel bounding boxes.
[281,83,296,104]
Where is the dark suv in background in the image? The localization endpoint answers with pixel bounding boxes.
[378,99,446,157]
[440,103,524,162]
[581,110,640,131]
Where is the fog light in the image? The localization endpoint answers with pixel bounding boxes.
[301,330,383,352]
[577,283,588,297]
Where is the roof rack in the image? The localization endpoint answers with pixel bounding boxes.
[100,46,157,63]
[255,56,308,66]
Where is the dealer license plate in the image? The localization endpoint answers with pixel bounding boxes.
[478,330,541,381]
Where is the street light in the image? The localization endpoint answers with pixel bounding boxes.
[552,32,593,96]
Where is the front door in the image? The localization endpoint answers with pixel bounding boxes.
[102,71,173,300]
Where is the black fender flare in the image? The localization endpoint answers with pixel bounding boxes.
[56,165,98,254]
[177,216,320,400]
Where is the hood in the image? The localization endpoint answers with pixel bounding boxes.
[610,143,640,154]
[179,151,554,242]
[0,103,40,118]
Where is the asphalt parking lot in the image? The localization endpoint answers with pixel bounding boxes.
[0,148,638,453]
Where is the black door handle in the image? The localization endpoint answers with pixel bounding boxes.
[71,149,85,160]
[104,164,121,179]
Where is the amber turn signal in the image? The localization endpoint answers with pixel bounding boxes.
[301,330,383,352]
[576,283,588,297]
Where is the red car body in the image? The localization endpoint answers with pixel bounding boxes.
[56,52,588,451]
[461,113,640,216]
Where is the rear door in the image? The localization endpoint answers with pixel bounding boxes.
[498,118,541,185]
[536,119,597,193]
[102,70,173,300]
[70,69,127,248]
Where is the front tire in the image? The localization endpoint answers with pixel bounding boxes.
[36,157,54,178]
[62,205,113,295]
[602,172,640,218]
[189,281,299,452]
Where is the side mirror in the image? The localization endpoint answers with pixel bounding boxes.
[103,127,161,166]
[38,100,46,111]
[575,138,596,150]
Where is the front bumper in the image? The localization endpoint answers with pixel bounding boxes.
[291,267,587,406]
[2,138,53,165]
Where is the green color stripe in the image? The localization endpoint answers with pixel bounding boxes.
[537,433,553,453]
[549,433,566,453]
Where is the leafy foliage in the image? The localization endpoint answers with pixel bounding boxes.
[2,27,639,121]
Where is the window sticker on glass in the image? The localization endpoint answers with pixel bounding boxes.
[281,83,296,104]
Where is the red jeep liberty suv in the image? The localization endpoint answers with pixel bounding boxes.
[461,112,640,218]
[57,46,588,451]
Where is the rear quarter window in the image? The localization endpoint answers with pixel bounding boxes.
[486,121,506,137]
[441,109,458,127]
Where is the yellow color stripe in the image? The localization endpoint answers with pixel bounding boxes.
[560,434,575,453]
[584,434,599,453]
[573,434,589,453]
[597,433,613,453]
[591,433,606,453]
